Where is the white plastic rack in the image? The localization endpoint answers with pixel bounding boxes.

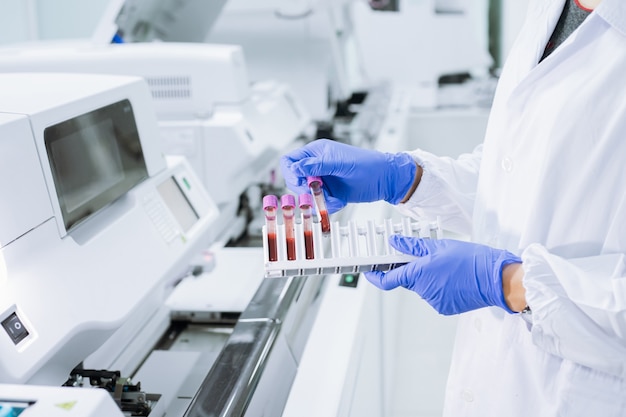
[263,216,442,278]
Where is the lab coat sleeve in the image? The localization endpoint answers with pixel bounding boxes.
[522,244,626,378]
[396,145,483,236]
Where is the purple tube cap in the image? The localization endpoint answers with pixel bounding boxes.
[299,193,313,208]
[281,194,296,209]
[307,176,323,187]
[263,195,278,210]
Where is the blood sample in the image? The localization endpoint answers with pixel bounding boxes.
[281,194,297,261]
[307,176,331,235]
[299,193,315,259]
[263,195,278,262]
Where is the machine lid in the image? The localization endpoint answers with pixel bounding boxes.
[92,0,228,44]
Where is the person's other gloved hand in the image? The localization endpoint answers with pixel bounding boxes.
[364,236,522,315]
[280,139,416,214]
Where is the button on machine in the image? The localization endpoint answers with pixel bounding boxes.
[339,273,360,288]
[2,312,29,345]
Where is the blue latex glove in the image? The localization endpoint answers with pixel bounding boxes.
[280,139,416,214]
[365,236,522,315]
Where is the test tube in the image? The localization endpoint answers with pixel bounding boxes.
[263,195,279,262]
[281,194,297,261]
[299,193,315,259]
[307,176,331,235]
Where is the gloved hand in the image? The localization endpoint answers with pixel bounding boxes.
[364,236,522,315]
[280,139,416,214]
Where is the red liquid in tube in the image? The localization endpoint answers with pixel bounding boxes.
[267,232,278,262]
[319,210,331,234]
[304,229,315,259]
[286,237,296,261]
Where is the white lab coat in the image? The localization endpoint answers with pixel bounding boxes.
[399,0,626,414]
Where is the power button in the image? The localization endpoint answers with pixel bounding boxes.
[2,312,29,345]
[339,273,360,288]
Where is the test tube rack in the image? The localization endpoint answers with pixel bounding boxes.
[263,216,442,278]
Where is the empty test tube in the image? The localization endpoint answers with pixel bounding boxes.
[263,195,278,262]
[299,193,315,259]
[281,194,297,261]
[307,176,331,235]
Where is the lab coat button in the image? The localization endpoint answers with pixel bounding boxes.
[461,389,474,402]
[501,157,513,172]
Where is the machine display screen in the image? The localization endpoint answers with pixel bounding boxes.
[45,99,148,231]
[0,401,31,416]
[157,177,199,233]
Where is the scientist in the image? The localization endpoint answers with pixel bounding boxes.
[280,0,626,414]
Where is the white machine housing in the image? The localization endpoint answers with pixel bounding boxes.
[0,42,249,121]
[0,42,312,208]
[97,0,356,122]
[0,73,219,385]
[351,0,493,105]
[158,79,309,207]
[206,0,358,122]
